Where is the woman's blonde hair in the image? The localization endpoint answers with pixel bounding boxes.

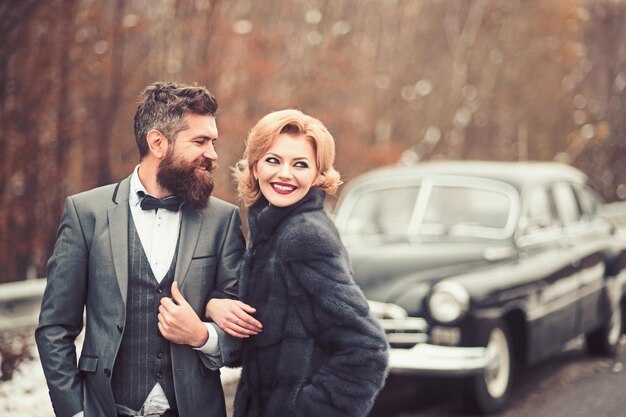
[234,109,342,206]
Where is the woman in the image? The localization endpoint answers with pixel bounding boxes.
[207,109,388,417]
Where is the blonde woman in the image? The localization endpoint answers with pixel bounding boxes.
[206,109,388,417]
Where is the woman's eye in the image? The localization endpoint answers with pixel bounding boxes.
[294,161,309,168]
[265,157,279,164]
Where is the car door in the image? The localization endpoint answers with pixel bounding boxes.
[563,183,612,335]
[548,181,615,344]
[518,184,579,361]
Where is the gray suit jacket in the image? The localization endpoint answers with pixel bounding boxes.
[35,175,244,417]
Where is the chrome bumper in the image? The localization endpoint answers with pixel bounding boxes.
[388,343,489,376]
[368,300,490,376]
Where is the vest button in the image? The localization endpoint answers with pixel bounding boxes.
[156,287,163,293]
[104,368,111,377]
[157,352,164,359]
[116,324,123,333]
[156,372,162,379]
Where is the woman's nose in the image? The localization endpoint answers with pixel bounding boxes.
[278,164,293,179]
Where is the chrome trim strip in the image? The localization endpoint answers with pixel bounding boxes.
[527,262,605,320]
[387,333,430,344]
[378,318,428,331]
[368,300,410,320]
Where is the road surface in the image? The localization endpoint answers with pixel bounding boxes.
[368,337,626,417]
[3,330,625,417]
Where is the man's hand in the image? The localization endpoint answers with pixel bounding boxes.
[205,298,263,338]
[158,281,208,347]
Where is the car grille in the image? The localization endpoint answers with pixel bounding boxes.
[368,301,429,349]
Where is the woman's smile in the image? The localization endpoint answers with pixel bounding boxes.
[271,182,297,194]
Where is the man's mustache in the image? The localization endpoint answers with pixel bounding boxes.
[198,159,218,173]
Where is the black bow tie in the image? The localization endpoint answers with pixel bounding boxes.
[139,193,182,212]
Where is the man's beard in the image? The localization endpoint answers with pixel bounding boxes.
[157,150,216,210]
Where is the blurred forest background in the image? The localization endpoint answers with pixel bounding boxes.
[2,0,626,283]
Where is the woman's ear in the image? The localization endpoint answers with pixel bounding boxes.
[252,164,259,181]
[146,130,168,159]
[312,171,322,187]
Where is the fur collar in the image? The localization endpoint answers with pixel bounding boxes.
[248,187,326,245]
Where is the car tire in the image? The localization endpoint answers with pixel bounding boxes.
[463,321,514,415]
[586,300,623,357]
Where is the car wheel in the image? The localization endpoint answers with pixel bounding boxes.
[586,300,623,357]
[464,321,513,414]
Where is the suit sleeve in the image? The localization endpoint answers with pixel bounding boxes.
[283,253,389,417]
[197,206,245,369]
[35,197,88,417]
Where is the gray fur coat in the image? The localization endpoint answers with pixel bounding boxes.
[233,187,389,417]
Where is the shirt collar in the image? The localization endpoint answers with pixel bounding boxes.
[129,164,148,207]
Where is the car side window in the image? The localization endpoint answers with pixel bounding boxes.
[574,185,600,220]
[552,183,582,226]
[521,186,555,232]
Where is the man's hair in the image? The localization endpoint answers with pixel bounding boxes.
[134,81,218,158]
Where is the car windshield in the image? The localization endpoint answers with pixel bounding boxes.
[338,180,516,240]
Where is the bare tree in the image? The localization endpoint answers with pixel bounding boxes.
[2,0,626,282]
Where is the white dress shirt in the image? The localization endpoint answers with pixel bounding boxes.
[74,165,220,417]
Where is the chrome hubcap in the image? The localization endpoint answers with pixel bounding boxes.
[484,327,511,398]
[608,305,622,347]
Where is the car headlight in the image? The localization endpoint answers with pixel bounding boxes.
[428,281,470,323]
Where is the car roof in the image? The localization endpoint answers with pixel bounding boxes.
[349,160,588,191]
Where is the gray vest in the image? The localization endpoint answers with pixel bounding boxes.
[111,216,179,412]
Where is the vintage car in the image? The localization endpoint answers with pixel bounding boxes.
[333,161,626,414]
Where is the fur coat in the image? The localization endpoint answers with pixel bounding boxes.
[233,187,389,417]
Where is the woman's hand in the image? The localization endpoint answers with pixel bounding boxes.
[205,298,263,338]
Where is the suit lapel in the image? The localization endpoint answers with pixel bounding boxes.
[108,176,131,305]
[175,205,203,287]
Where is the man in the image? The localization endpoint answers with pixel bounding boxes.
[36,82,259,417]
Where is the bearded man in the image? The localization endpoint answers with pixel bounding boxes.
[36,82,258,417]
